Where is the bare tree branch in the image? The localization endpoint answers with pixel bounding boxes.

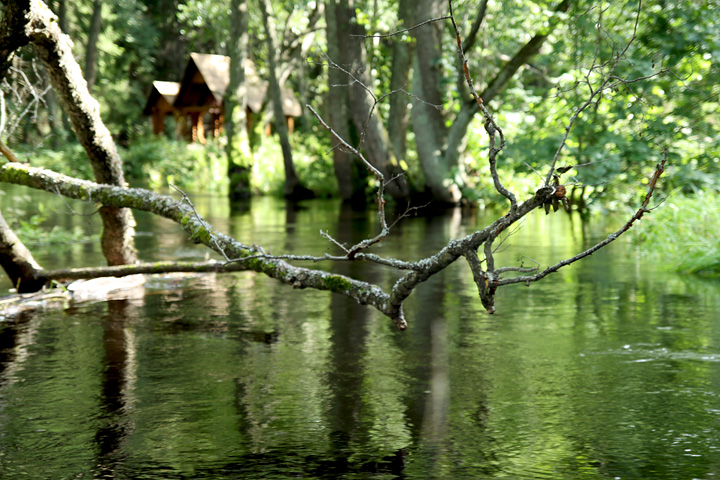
[499,152,666,287]
[543,0,643,186]
[461,0,489,52]
[448,0,517,211]
[0,161,408,329]
[351,16,452,39]
[0,0,670,331]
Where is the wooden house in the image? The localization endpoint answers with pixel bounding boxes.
[142,81,180,135]
[144,53,302,143]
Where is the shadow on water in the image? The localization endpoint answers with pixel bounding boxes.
[1,193,720,478]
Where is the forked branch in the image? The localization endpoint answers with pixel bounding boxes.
[0,0,667,331]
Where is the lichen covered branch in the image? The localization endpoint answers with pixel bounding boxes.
[0,162,407,329]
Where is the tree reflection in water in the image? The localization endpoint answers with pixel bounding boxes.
[0,197,719,479]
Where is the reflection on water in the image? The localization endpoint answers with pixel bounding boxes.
[1,192,720,478]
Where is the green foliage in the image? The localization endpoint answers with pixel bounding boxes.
[3,0,718,207]
[461,0,720,207]
[118,129,335,198]
[122,136,229,193]
[291,130,337,198]
[74,0,160,141]
[17,144,96,180]
[8,204,96,246]
[252,131,337,198]
[632,191,720,275]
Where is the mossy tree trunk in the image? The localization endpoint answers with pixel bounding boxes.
[15,0,137,266]
[225,0,252,201]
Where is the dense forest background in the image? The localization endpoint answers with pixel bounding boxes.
[2,0,718,208]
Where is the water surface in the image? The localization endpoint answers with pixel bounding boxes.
[1,189,720,479]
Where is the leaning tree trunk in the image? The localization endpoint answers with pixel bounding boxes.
[225,0,252,200]
[411,0,572,205]
[258,0,312,200]
[22,0,137,265]
[0,209,46,292]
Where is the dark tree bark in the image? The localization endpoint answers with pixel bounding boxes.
[324,0,356,202]
[0,1,30,77]
[225,0,252,200]
[386,0,415,174]
[329,0,409,201]
[258,0,312,200]
[0,209,46,292]
[84,0,102,92]
[57,0,68,32]
[1,0,137,266]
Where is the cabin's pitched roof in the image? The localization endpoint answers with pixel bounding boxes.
[142,81,180,115]
[279,88,302,117]
[189,53,230,104]
[146,53,302,117]
[153,81,181,101]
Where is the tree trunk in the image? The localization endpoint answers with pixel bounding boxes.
[0,209,46,292]
[334,0,409,201]
[409,0,459,205]
[0,1,30,77]
[54,0,69,32]
[225,0,252,200]
[49,0,71,139]
[386,0,415,175]
[21,0,137,265]
[410,0,573,205]
[324,0,356,202]
[258,0,312,200]
[84,0,102,93]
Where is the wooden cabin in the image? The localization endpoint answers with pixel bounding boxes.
[144,53,302,143]
[142,81,180,135]
[173,53,228,143]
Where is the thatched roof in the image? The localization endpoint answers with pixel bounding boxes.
[153,81,181,102]
[172,53,302,117]
[189,53,230,104]
[279,88,302,117]
[142,81,180,115]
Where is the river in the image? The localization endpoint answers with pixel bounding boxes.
[1,187,720,479]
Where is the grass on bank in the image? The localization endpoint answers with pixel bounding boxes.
[632,190,720,276]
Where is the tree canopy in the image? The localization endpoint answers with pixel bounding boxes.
[0,0,679,328]
[1,0,716,205]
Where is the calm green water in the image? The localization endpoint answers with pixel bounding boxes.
[1,190,720,479]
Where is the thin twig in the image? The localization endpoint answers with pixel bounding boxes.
[350,16,452,38]
[170,184,231,261]
[500,151,666,287]
[448,0,516,210]
[544,0,643,186]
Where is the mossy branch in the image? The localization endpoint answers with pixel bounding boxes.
[0,162,406,329]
